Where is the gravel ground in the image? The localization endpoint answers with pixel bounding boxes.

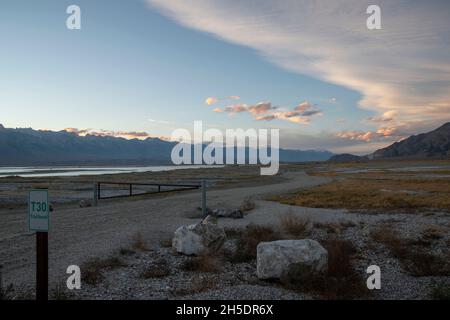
[1,168,449,300]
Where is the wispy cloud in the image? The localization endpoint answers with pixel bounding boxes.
[336,126,400,142]
[205,95,240,106]
[148,0,450,132]
[216,99,322,124]
[64,128,161,140]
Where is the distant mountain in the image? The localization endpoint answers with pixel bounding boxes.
[373,122,450,159]
[0,125,333,165]
[328,153,367,163]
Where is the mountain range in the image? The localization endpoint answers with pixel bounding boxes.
[0,124,333,165]
[2,122,449,166]
[372,122,450,159]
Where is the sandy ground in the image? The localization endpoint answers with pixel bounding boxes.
[0,170,330,291]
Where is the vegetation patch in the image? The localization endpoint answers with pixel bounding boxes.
[429,282,450,300]
[181,254,222,273]
[141,260,170,278]
[171,276,217,296]
[132,232,150,251]
[283,239,368,299]
[82,256,127,285]
[279,213,309,237]
[227,224,281,263]
[370,226,450,276]
[239,197,256,212]
[269,174,450,211]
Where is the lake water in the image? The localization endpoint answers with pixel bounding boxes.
[0,165,222,178]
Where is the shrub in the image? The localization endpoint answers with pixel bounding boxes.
[141,260,170,278]
[283,239,368,299]
[429,282,450,300]
[82,257,127,285]
[370,226,450,276]
[280,213,309,237]
[132,232,149,251]
[181,254,222,273]
[228,224,280,263]
[240,198,256,212]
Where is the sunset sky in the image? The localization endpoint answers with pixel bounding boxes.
[1,0,450,154]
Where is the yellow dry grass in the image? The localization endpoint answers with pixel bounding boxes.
[270,174,450,211]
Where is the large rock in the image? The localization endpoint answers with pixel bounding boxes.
[256,240,328,282]
[172,219,226,255]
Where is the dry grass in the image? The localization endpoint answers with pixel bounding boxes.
[370,226,450,277]
[50,284,73,300]
[227,224,281,263]
[279,213,309,237]
[119,248,136,256]
[269,174,450,211]
[82,256,127,285]
[420,225,445,241]
[283,239,368,299]
[181,254,222,273]
[141,260,170,278]
[171,276,217,296]
[132,232,150,251]
[239,197,256,212]
[159,238,173,248]
[313,220,357,235]
[429,282,450,300]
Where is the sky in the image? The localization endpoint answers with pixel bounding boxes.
[1,0,450,154]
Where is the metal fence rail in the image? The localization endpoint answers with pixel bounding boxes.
[96,181,201,200]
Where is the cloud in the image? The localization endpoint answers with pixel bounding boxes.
[224,103,248,113]
[294,101,314,112]
[64,128,158,140]
[148,0,450,132]
[205,95,240,106]
[336,126,400,142]
[218,99,321,124]
[148,118,172,124]
[302,110,322,117]
[255,115,276,121]
[366,110,398,123]
[247,102,276,115]
[205,97,218,106]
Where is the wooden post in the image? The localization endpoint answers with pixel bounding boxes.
[36,232,48,301]
[0,264,3,297]
[202,180,207,218]
[129,184,133,196]
[93,182,98,206]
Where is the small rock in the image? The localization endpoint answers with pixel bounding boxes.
[79,199,92,208]
[212,208,244,219]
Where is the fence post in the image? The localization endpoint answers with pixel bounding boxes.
[202,180,207,218]
[93,182,98,206]
[0,264,3,298]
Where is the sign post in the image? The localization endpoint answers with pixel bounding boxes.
[202,180,207,218]
[28,190,49,301]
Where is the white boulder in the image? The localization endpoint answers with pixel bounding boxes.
[256,239,328,281]
[172,219,226,255]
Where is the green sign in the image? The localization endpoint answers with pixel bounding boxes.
[28,190,49,232]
